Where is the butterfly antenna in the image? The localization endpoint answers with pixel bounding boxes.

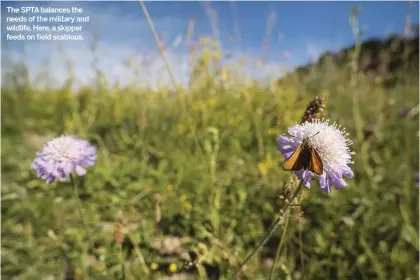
[309,131,320,139]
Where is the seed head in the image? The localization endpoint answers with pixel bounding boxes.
[300,95,326,124]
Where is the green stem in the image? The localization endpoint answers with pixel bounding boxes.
[138,1,177,88]
[70,174,93,248]
[120,244,126,280]
[269,180,304,279]
[128,234,150,275]
[227,216,281,280]
[289,179,305,203]
[228,179,305,280]
[268,211,290,279]
[138,0,204,161]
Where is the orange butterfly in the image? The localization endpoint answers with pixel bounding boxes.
[282,132,324,176]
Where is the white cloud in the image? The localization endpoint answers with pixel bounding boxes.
[3,41,289,90]
[4,40,191,89]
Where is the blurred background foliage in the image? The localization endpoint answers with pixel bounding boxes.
[1,10,419,280]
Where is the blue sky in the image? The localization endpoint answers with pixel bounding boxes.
[2,1,418,88]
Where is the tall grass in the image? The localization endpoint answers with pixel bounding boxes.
[1,6,419,280]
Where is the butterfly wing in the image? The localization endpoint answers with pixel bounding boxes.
[282,144,305,172]
[308,148,324,175]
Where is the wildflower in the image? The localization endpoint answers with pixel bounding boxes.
[277,119,354,193]
[169,263,177,273]
[31,135,96,184]
[150,263,159,270]
[183,202,193,212]
[74,267,82,280]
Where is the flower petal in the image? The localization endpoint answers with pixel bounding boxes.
[46,175,56,184]
[75,165,87,176]
[277,134,300,159]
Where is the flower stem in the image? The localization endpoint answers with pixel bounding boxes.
[228,215,281,280]
[299,216,305,278]
[70,174,93,248]
[269,180,304,279]
[128,234,150,275]
[120,244,126,280]
[138,0,205,161]
[289,179,305,204]
[228,179,305,280]
[268,211,290,279]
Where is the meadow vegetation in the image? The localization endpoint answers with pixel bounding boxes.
[1,13,419,280]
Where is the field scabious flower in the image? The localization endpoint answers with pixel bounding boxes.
[278,119,354,193]
[31,135,96,184]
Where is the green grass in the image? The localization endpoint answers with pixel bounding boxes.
[2,33,419,280]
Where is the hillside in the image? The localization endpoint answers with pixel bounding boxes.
[284,32,419,87]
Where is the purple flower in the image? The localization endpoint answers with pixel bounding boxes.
[277,119,355,193]
[31,136,96,184]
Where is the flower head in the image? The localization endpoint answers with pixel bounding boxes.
[277,119,354,193]
[169,263,177,273]
[31,135,96,184]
